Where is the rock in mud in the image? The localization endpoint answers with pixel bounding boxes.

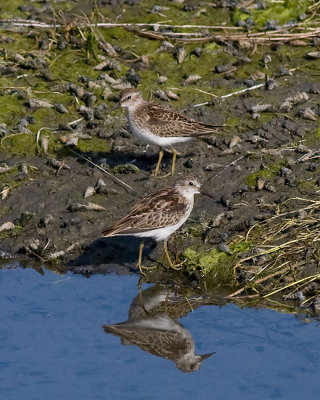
[174,46,187,64]
[0,221,15,233]
[68,202,106,212]
[84,186,96,198]
[306,52,320,59]
[54,103,68,113]
[184,74,201,85]
[155,89,169,101]
[301,107,317,121]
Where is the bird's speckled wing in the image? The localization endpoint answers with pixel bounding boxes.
[137,103,222,138]
[102,188,188,236]
[103,323,190,359]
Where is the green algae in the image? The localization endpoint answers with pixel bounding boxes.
[0,225,22,239]
[182,240,252,280]
[245,159,288,187]
[232,0,310,29]
[76,137,111,154]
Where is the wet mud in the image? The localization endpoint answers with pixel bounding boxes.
[0,0,320,315]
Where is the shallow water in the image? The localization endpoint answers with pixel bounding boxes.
[1,267,319,400]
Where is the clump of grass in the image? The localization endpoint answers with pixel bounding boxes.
[228,196,320,313]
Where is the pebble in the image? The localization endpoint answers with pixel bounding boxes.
[215,64,233,74]
[302,107,317,121]
[155,89,170,101]
[251,104,271,113]
[184,74,201,85]
[191,47,202,57]
[28,98,53,109]
[165,90,179,100]
[96,179,109,194]
[68,202,106,212]
[84,93,96,108]
[157,75,168,84]
[175,46,187,64]
[306,52,320,59]
[0,222,15,233]
[1,185,10,200]
[54,103,68,113]
[126,69,141,86]
[218,243,233,255]
[280,167,293,177]
[79,105,94,120]
[265,78,276,90]
[84,186,96,198]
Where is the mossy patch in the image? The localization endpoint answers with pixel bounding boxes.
[232,0,310,29]
[76,137,111,154]
[182,240,252,280]
[0,225,23,239]
[245,159,287,187]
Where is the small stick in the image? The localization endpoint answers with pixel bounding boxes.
[68,148,135,192]
[193,83,265,107]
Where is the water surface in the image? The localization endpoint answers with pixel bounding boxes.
[0,268,319,400]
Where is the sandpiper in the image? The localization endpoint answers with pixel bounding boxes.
[102,176,200,273]
[114,88,223,176]
[103,314,213,373]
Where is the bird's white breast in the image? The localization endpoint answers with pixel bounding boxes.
[127,110,192,147]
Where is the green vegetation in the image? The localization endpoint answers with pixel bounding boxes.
[232,0,310,29]
[245,159,288,187]
[182,240,252,279]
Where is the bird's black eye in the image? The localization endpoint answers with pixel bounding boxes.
[190,364,195,370]
[127,95,131,100]
[189,181,194,186]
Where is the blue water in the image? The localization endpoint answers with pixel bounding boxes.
[0,268,319,400]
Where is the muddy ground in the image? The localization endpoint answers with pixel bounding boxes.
[0,0,320,313]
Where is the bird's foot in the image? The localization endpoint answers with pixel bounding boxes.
[136,262,156,275]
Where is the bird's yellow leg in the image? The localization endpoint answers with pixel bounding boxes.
[170,147,177,176]
[137,241,145,275]
[163,240,183,270]
[161,147,177,178]
[152,148,164,177]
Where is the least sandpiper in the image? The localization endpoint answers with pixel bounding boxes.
[102,176,200,273]
[114,88,222,176]
[103,314,213,372]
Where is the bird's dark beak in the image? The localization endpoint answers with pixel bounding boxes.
[202,191,215,199]
[110,102,120,112]
[200,352,215,361]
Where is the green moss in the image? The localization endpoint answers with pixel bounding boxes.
[232,0,309,29]
[0,225,23,239]
[76,137,111,154]
[182,240,252,280]
[245,159,287,187]
[0,92,24,127]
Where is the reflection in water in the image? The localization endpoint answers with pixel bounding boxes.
[103,284,214,373]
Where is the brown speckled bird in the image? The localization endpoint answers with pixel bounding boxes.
[115,88,223,176]
[102,176,200,273]
[103,314,213,373]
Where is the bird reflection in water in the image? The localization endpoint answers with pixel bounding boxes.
[103,284,214,373]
